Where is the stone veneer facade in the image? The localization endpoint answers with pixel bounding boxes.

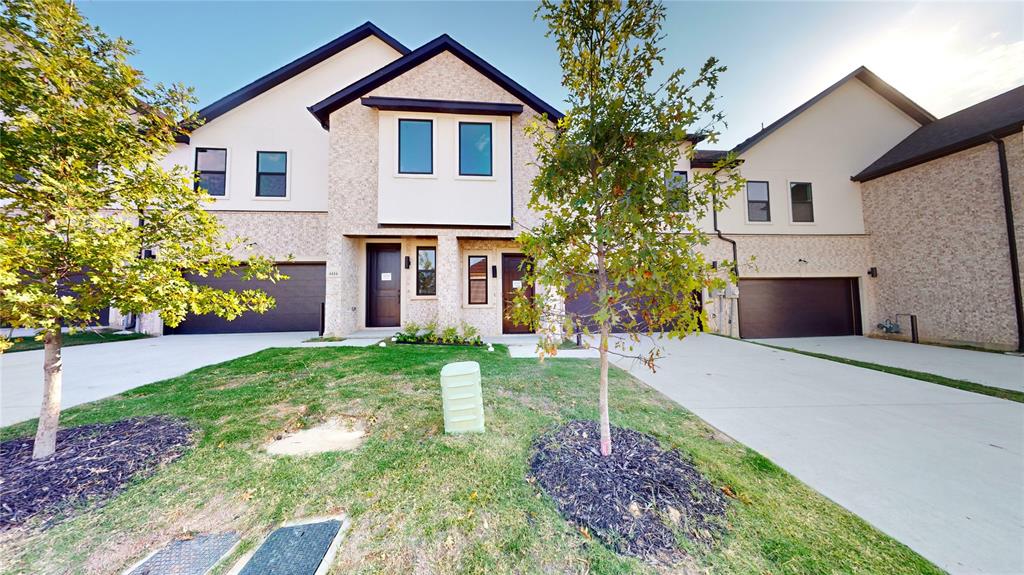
[700,234,875,338]
[323,51,546,336]
[860,131,1023,350]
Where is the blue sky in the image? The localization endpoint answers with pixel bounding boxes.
[79,1,1023,148]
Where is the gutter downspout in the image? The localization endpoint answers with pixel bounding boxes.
[993,136,1024,353]
[711,195,739,277]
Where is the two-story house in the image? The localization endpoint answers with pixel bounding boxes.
[151,22,1021,350]
[155,23,558,337]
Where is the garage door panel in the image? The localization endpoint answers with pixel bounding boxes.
[165,264,326,334]
[738,278,860,339]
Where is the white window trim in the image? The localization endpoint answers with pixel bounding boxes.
[786,180,816,225]
[453,119,498,182]
[253,149,292,201]
[196,146,230,201]
[744,180,773,225]
[394,116,437,179]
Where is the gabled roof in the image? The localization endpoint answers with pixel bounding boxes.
[690,149,732,168]
[176,22,408,141]
[308,34,563,128]
[730,66,935,156]
[853,85,1024,182]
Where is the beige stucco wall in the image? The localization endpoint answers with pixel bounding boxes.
[717,78,923,235]
[161,36,403,212]
[324,49,548,335]
[861,133,1023,349]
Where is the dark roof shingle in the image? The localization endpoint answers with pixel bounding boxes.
[853,85,1024,182]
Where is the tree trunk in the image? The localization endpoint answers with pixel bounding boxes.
[32,330,63,459]
[598,321,612,456]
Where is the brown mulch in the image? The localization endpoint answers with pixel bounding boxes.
[529,420,727,564]
[0,416,195,530]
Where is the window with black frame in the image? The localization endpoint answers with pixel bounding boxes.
[666,170,688,210]
[790,182,814,222]
[416,247,436,296]
[195,148,226,197]
[468,255,488,304]
[398,119,432,174]
[746,181,771,222]
[256,151,287,197]
[459,122,492,176]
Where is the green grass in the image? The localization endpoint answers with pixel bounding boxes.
[0,346,943,575]
[751,341,1023,403]
[302,336,347,343]
[4,330,149,353]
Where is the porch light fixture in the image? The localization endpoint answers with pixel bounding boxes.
[868,267,878,277]
[404,256,411,269]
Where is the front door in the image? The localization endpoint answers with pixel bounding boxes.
[502,254,534,334]
[366,244,401,327]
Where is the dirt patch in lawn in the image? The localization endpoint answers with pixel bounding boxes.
[529,420,728,564]
[265,418,367,456]
[0,416,195,530]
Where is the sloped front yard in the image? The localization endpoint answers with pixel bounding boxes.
[0,345,941,574]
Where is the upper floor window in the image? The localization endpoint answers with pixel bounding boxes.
[459,122,492,176]
[416,247,436,296]
[256,151,287,197]
[398,119,432,174]
[468,255,488,304]
[790,182,814,223]
[666,170,688,210]
[746,181,770,222]
[195,148,226,197]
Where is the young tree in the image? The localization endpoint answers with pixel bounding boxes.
[511,0,742,456]
[0,0,281,459]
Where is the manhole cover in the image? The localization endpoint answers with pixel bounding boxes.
[239,519,341,575]
[127,532,238,575]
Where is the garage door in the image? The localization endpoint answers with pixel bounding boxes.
[164,263,326,334]
[738,277,861,339]
[565,282,700,333]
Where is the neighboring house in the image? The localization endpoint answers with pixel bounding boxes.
[690,68,933,340]
[694,72,1023,352]
[143,21,1021,350]
[853,87,1024,351]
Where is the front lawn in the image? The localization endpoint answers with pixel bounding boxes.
[0,346,942,574]
[4,329,149,353]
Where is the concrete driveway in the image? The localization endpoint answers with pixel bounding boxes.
[1,332,315,427]
[609,334,1024,575]
[756,335,1024,392]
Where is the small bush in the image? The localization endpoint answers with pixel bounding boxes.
[393,321,484,347]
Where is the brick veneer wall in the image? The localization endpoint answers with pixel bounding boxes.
[860,133,1023,350]
[323,50,547,335]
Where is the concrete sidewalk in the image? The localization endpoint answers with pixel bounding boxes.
[609,334,1023,575]
[1,332,315,426]
[756,335,1024,392]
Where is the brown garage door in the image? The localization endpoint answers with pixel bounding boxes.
[565,282,700,333]
[738,277,861,339]
[164,263,326,334]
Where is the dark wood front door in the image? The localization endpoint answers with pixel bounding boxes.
[367,244,401,327]
[502,254,534,334]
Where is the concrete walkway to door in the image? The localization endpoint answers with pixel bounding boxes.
[608,334,1023,575]
[1,332,315,427]
[755,335,1024,392]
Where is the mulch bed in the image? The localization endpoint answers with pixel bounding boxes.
[0,416,195,530]
[529,420,728,564]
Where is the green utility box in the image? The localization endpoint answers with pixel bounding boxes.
[439,361,485,434]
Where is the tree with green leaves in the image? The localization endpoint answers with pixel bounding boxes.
[0,0,280,459]
[511,0,743,456]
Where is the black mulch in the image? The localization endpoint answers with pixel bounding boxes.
[529,420,728,563]
[0,416,195,530]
